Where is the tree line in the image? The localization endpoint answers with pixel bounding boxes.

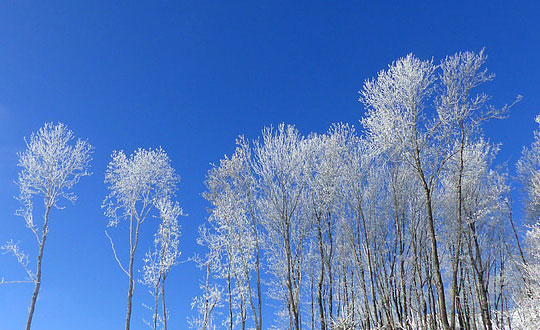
[2,50,540,330]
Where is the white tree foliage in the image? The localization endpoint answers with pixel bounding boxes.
[513,114,540,329]
[4,122,92,330]
[103,147,178,330]
[193,50,525,330]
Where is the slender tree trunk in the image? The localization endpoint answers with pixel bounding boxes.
[161,273,168,330]
[227,261,233,330]
[418,171,450,330]
[317,221,326,330]
[125,216,141,330]
[284,225,300,330]
[254,235,263,330]
[26,206,51,330]
[468,225,492,330]
[153,276,161,330]
[248,202,263,330]
[311,270,315,330]
[451,130,466,330]
[326,216,334,323]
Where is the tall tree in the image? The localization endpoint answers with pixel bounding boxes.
[360,54,452,330]
[514,114,540,329]
[103,148,178,330]
[4,123,92,330]
[203,138,263,330]
[253,124,313,330]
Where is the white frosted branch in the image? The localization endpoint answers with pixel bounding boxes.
[105,230,129,277]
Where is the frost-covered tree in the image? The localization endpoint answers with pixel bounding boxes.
[103,147,178,330]
[193,49,522,330]
[437,50,519,330]
[253,124,313,330]
[2,122,92,330]
[360,53,453,330]
[517,115,540,223]
[511,224,540,329]
[203,138,262,330]
[140,198,182,330]
[190,226,224,330]
[359,51,518,330]
[513,114,540,329]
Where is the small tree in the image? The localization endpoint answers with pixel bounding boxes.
[3,122,92,330]
[103,147,178,330]
[141,197,182,330]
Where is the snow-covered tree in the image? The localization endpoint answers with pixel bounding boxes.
[511,224,540,329]
[2,122,92,330]
[253,124,313,330]
[192,49,522,330]
[360,53,453,330]
[517,115,540,223]
[140,197,182,330]
[513,114,540,329]
[103,147,178,330]
[203,138,262,330]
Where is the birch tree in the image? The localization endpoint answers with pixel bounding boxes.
[103,147,178,330]
[2,122,92,330]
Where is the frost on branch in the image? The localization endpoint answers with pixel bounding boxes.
[103,147,179,330]
[103,147,178,228]
[513,114,540,329]
[5,122,92,330]
[511,224,540,329]
[4,122,92,284]
[1,240,34,284]
[16,122,92,233]
[140,197,183,330]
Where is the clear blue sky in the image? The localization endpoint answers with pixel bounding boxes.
[0,1,539,329]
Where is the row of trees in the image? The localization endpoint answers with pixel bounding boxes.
[2,50,540,330]
[2,123,182,330]
[192,50,539,330]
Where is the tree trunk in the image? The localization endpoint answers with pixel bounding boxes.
[161,273,168,330]
[451,131,466,330]
[317,221,326,330]
[153,277,160,330]
[26,206,51,330]
[419,173,450,330]
[125,217,141,330]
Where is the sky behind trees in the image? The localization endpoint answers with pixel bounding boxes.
[0,2,539,329]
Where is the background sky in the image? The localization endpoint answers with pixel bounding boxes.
[0,1,539,329]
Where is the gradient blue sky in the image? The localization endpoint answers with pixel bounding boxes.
[0,1,539,329]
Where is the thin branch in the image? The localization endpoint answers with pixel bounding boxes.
[105,230,129,276]
[0,277,35,285]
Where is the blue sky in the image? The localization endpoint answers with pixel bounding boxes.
[0,1,539,329]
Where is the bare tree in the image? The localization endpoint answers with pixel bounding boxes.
[3,122,92,330]
[103,147,178,330]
